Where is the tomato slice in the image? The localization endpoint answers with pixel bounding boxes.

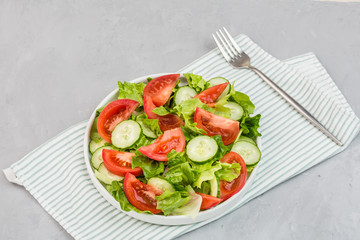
[219,152,247,200]
[97,99,138,143]
[138,127,185,161]
[158,115,184,132]
[143,74,180,107]
[194,108,239,145]
[194,82,229,104]
[197,193,222,210]
[144,95,184,132]
[102,149,142,177]
[124,173,163,214]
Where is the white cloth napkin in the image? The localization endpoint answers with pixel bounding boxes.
[4,34,360,240]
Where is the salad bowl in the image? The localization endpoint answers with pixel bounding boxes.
[83,73,261,225]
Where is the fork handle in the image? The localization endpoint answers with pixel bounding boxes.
[248,65,343,146]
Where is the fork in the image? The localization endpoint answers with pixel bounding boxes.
[213,27,343,146]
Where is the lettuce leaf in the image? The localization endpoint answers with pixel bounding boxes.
[173,98,212,121]
[215,162,241,182]
[165,162,195,186]
[230,91,255,115]
[132,154,165,179]
[196,181,211,195]
[193,162,222,188]
[171,185,202,218]
[167,150,187,168]
[136,113,163,138]
[155,190,190,215]
[118,81,146,106]
[212,135,231,160]
[131,135,153,149]
[90,117,103,142]
[96,107,105,117]
[246,163,258,174]
[183,73,210,93]
[240,114,262,138]
[152,106,171,116]
[180,123,206,142]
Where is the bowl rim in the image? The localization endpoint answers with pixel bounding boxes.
[83,72,261,225]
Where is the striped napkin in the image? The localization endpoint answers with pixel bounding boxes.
[4,34,360,240]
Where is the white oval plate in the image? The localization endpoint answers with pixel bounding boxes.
[83,73,260,225]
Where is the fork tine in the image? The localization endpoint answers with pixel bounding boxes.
[223,27,242,54]
[218,29,238,57]
[216,31,235,59]
[212,34,231,62]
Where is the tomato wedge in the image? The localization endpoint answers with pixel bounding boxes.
[97,99,138,143]
[219,152,247,200]
[143,74,180,107]
[194,108,239,145]
[197,193,222,210]
[194,82,229,104]
[124,173,163,214]
[144,95,184,132]
[138,127,185,161]
[158,115,184,132]
[102,149,142,176]
[143,95,158,119]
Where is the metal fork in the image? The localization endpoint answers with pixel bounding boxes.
[213,27,343,146]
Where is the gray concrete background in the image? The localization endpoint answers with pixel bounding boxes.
[1,0,360,239]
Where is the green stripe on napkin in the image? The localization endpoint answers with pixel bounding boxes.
[8,34,360,240]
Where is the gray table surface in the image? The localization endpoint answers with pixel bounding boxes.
[1,0,360,239]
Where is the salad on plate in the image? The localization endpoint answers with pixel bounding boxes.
[88,73,261,217]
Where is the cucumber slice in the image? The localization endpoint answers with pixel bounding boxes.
[111,120,141,148]
[208,77,230,100]
[136,115,157,139]
[89,139,108,154]
[209,177,218,197]
[148,177,175,192]
[95,163,123,185]
[238,136,256,145]
[224,102,244,121]
[231,141,261,165]
[186,136,218,163]
[91,146,114,169]
[174,86,197,105]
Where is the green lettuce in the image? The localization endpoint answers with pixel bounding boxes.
[165,162,195,186]
[167,150,187,168]
[136,113,163,138]
[118,81,146,106]
[230,91,255,114]
[152,106,171,116]
[240,114,262,138]
[96,107,105,117]
[171,185,202,218]
[215,162,241,182]
[90,117,102,142]
[193,162,222,188]
[132,154,165,179]
[183,73,210,93]
[212,135,231,160]
[130,135,153,149]
[155,190,190,215]
[173,98,212,120]
[246,163,258,174]
[196,181,211,195]
[180,124,206,142]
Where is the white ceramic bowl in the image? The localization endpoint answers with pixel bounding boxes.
[83,73,260,225]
